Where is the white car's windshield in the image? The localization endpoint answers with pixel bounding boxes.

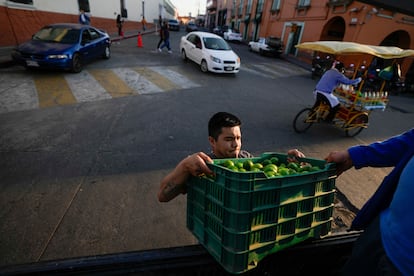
[203,37,231,50]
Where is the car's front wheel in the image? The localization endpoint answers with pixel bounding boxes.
[181,49,187,61]
[71,53,82,73]
[200,60,208,73]
[103,45,111,59]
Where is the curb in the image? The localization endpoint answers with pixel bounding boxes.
[111,30,156,42]
[0,46,15,68]
[0,59,15,68]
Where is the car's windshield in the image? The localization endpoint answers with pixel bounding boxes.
[203,37,231,50]
[33,27,80,44]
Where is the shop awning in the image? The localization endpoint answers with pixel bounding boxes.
[295,41,414,59]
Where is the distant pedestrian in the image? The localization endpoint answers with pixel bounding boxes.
[158,21,172,53]
[116,14,123,36]
[79,9,90,25]
[156,20,164,50]
[141,16,147,31]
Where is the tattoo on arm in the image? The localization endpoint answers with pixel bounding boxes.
[163,181,182,199]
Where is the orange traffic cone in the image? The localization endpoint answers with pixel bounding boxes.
[137,33,143,48]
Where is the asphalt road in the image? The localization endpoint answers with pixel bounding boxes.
[1,28,413,268]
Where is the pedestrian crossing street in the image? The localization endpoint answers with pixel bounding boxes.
[0,63,309,114]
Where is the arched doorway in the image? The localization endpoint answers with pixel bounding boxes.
[320,17,345,41]
[380,30,410,48]
[380,30,413,93]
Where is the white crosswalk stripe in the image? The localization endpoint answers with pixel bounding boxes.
[65,70,112,102]
[241,63,309,78]
[265,62,309,75]
[150,66,200,89]
[113,67,162,94]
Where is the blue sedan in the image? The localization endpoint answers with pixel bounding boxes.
[11,23,111,73]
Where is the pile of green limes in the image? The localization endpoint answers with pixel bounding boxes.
[218,156,322,177]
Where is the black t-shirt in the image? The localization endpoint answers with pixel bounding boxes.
[208,150,253,159]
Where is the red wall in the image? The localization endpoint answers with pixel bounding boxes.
[0,6,147,46]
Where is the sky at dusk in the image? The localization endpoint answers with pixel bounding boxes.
[171,0,207,16]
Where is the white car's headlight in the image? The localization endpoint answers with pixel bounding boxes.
[48,54,68,59]
[210,55,221,63]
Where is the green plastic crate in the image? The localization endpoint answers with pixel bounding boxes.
[186,152,337,274]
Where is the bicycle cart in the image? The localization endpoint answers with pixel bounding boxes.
[292,41,414,137]
[293,88,388,137]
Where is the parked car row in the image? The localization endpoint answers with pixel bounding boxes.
[186,22,198,32]
[212,25,228,37]
[223,29,243,42]
[168,19,180,31]
[212,27,285,58]
[166,19,202,33]
[248,36,284,57]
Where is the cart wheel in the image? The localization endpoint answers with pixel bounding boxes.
[293,108,314,133]
[345,113,369,137]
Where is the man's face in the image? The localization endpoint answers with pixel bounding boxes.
[209,126,242,158]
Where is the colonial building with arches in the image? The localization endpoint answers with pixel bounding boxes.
[207,0,414,81]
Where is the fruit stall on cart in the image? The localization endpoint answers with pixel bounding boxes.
[293,41,414,137]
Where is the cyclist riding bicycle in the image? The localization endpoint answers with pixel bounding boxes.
[312,61,362,122]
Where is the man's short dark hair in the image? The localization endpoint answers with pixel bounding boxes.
[333,61,345,72]
[208,112,241,140]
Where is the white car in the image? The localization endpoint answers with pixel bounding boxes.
[223,29,243,42]
[248,37,284,57]
[179,31,240,74]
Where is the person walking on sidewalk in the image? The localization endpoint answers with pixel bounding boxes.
[116,14,123,36]
[156,20,164,50]
[141,16,147,31]
[158,21,172,53]
[79,9,90,25]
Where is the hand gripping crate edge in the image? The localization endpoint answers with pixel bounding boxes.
[186,152,337,274]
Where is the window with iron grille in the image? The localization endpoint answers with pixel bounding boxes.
[238,0,244,15]
[246,0,252,14]
[8,0,33,4]
[298,0,310,7]
[271,0,281,11]
[256,0,264,13]
[78,0,90,13]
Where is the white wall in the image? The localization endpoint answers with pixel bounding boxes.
[1,0,165,23]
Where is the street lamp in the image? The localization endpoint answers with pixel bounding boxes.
[142,0,145,18]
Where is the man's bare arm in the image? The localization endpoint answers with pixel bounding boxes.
[158,152,213,202]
